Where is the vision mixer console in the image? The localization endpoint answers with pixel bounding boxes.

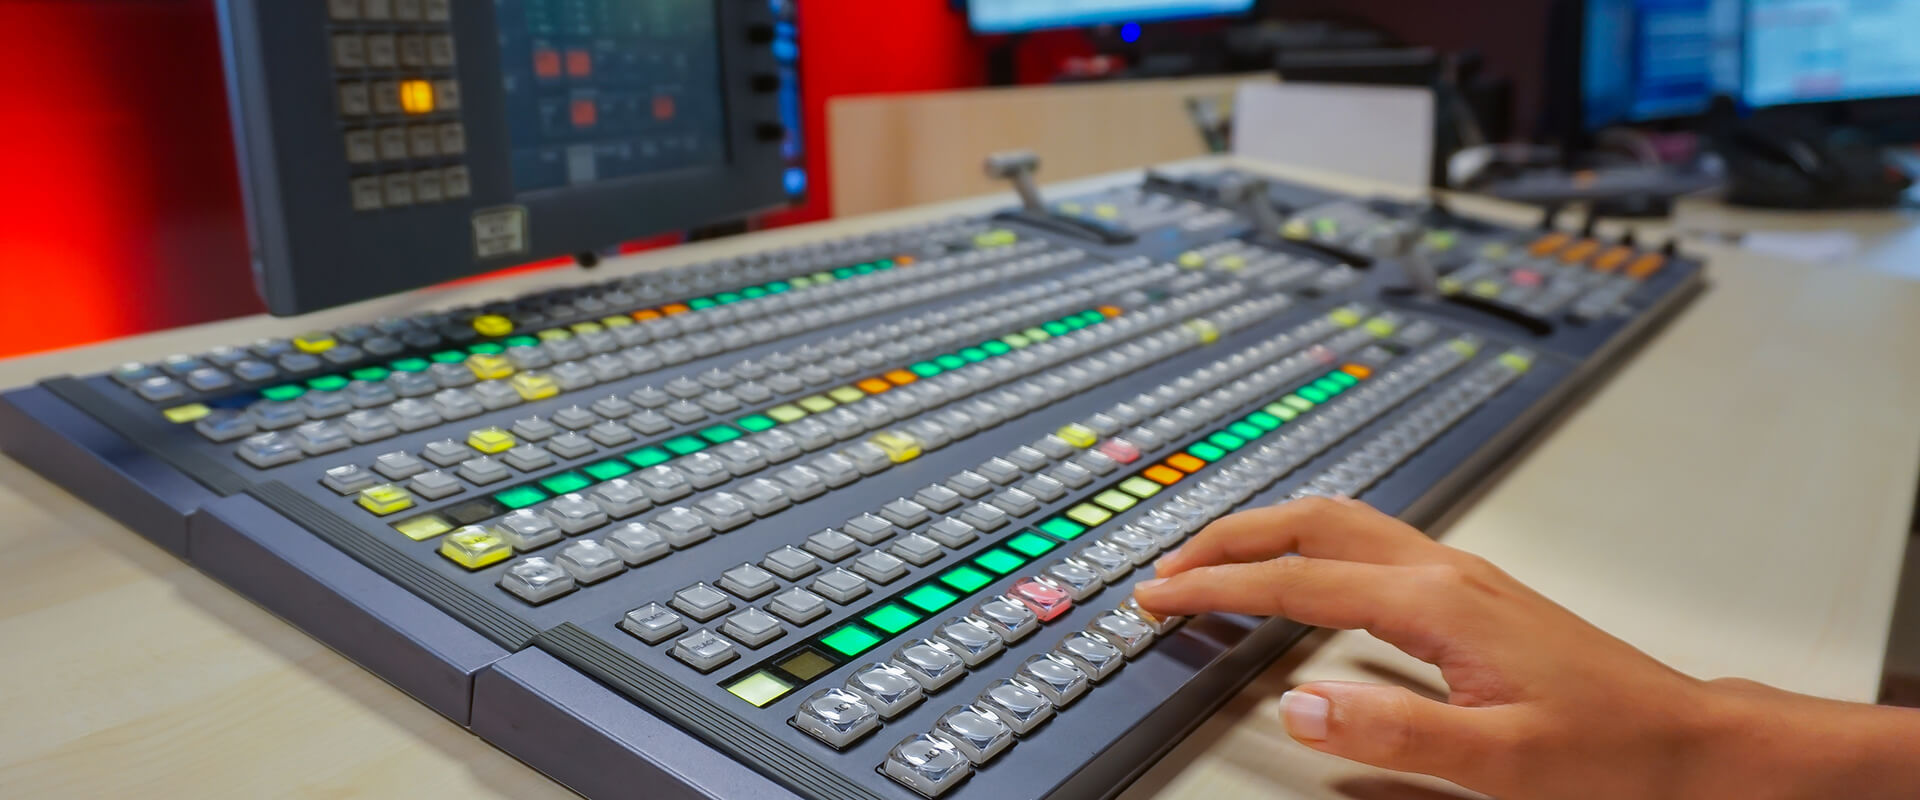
[0,160,1702,799]
[0,3,1703,797]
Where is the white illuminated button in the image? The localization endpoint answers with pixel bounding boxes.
[499,556,574,604]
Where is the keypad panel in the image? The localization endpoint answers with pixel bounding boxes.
[328,0,468,211]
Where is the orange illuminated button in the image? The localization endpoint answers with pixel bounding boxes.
[399,79,435,114]
[883,369,918,386]
[893,255,915,266]
[533,49,560,79]
[566,49,591,77]
[856,377,892,394]
[631,309,662,321]
[1625,253,1667,280]
[1558,240,1601,264]
[1527,233,1571,258]
[1164,453,1206,474]
[1143,465,1185,486]
[1097,305,1122,318]
[1593,246,1635,274]
[659,303,690,315]
[571,98,597,128]
[1340,363,1371,379]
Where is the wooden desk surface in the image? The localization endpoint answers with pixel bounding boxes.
[4,159,1919,800]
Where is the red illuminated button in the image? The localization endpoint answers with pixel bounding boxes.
[1306,344,1336,365]
[1097,438,1140,464]
[1511,268,1542,288]
[566,49,592,77]
[1009,578,1072,622]
[533,49,560,79]
[653,94,677,121]
[571,99,597,128]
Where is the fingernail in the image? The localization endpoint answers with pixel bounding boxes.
[1152,547,1182,570]
[1133,578,1167,593]
[1279,690,1330,742]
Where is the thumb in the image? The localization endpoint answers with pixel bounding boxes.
[1279,681,1511,786]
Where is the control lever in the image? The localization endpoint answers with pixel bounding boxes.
[1382,219,1441,298]
[1220,174,1375,268]
[982,151,1136,245]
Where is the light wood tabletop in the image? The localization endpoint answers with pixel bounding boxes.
[4,158,1918,800]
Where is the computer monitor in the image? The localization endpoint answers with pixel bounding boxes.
[1743,0,1920,108]
[1579,0,1743,131]
[217,0,793,315]
[967,0,1254,34]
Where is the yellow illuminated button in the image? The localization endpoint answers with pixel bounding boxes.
[1437,276,1464,295]
[1328,307,1362,327]
[1217,255,1246,271]
[1282,219,1311,239]
[766,404,807,423]
[1183,319,1219,344]
[536,328,572,341]
[869,430,923,463]
[1093,203,1119,219]
[467,426,516,454]
[393,514,454,541]
[1055,424,1099,449]
[1177,252,1205,269]
[1058,202,1084,214]
[1092,489,1137,513]
[473,314,513,337]
[399,79,435,114]
[827,385,866,404]
[293,332,336,353]
[570,321,604,335]
[600,315,632,328]
[439,525,511,570]
[1064,503,1112,527]
[1364,318,1397,338]
[162,403,210,424]
[357,483,415,516]
[466,353,515,380]
[1470,280,1502,298]
[797,395,836,413]
[1498,351,1534,373]
[510,372,559,401]
[1448,338,1480,357]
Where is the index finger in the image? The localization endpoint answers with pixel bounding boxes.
[1153,496,1441,577]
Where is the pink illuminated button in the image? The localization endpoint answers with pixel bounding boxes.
[1306,344,1336,365]
[1009,578,1072,622]
[1096,438,1141,464]
[1511,268,1542,288]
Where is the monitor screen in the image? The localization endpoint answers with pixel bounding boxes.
[968,0,1253,34]
[494,0,730,195]
[1581,0,1743,130]
[1744,0,1920,107]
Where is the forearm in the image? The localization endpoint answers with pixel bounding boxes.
[1687,679,1920,799]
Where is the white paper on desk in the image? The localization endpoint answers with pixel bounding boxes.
[1231,82,1434,187]
[1740,231,1861,263]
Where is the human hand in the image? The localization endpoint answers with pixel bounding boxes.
[1132,496,1920,799]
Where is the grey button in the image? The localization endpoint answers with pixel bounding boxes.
[340,409,397,443]
[406,469,463,499]
[1004,445,1050,471]
[945,471,993,498]
[696,390,740,413]
[195,410,257,443]
[232,360,277,382]
[556,539,624,583]
[840,442,890,475]
[924,517,978,548]
[500,557,575,604]
[842,513,898,545]
[718,562,779,599]
[677,452,731,489]
[764,372,803,394]
[973,597,1038,643]
[1055,631,1124,681]
[585,421,635,447]
[1018,475,1067,503]
[1017,654,1090,707]
[877,498,930,528]
[888,533,944,566]
[1103,528,1157,565]
[852,550,907,584]
[320,464,378,495]
[785,418,835,450]
[381,399,438,432]
[1075,542,1133,582]
[662,400,708,424]
[958,502,1010,531]
[761,546,819,580]
[134,376,186,403]
[913,484,963,513]
[976,458,1022,484]
[846,662,924,719]
[456,456,511,485]
[932,705,1013,765]
[634,466,693,503]
[976,678,1053,734]
[505,346,552,371]
[628,385,671,408]
[670,583,734,621]
[543,493,608,533]
[587,478,650,518]
[774,465,827,501]
[711,440,768,475]
[807,453,860,488]
[749,429,802,463]
[430,388,483,420]
[892,639,966,692]
[421,439,474,467]
[620,602,684,644]
[502,444,555,472]
[551,406,598,430]
[605,521,670,564]
[1043,560,1103,601]
[793,687,879,749]
[721,607,786,648]
[184,367,232,392]
[590,394,636,419]
[934,617,1003,666]
[652,506,713,547]
[1073,449,1120,475]
[624,409,672,435]
[767,587,829,624]
[1089,611,1155,657]
[804,529,858,561]
[989,488,1040,517]
[247,400,306,431]
[665,376,704,398]
[810,568,871,604]
[735,478,790,515]
[387,371,437,398]
[372,450,427,480]
[293,421,351,455]
[882,734,971,797]
[670,629,738,673]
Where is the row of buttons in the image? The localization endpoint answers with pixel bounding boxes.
[345,122,465,163]
[328,0,449,22]
[330,33,455,72]
[349,167,470,211]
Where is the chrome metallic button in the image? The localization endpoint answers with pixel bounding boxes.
[1016,653,1090,707]
[931,705,1014,764]
[881,734,972,797]
[669,629,738,673]
[1089,610,1155,657]
[973,597,1038,643]
[793,688,879,749]
[933,617,1003,666]
[891,639,965,691]
[1054,631,1123,681]
[619,602,684,644]
[497,509,563,551]
[845,662,925,719]
[976,678,1053,734]
[556,539,623,583]
[499,556,575,604]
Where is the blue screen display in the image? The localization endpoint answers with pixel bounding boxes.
[968,0,1254,34]
[1582,0,1743,129]
[1745,0,1920,107]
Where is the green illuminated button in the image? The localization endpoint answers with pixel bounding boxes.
[626,446,672,468]
[1064,504,1112,527]
[1041,321,1069,336]
[1092,490,1137,512]
[430,350,465,363]
[1281,395,1314,412]
[688,297,716,310]
[699,425,743,444]
[389,358,429,372]
[1006,532,1056,557]
[1312,378,1344,395]
[820,624,883,657]
[1187,442,1227,462]
[662,436,706,455]
[959,347,989,362]
[981,340,1011,356]
[941,566,994,593]
[540,472,592,494]
[973,549,1025,576]
[832,267,856,279]
[350,366,390,382]
[853,262,876,275]
[1246,411,1282,431]
[737,414,776,432]
[494,485,550,510]
[904,584,960,613]
[583,460,633,481]
[726,671,794,707]
[1299,387,1330,403]
[1328,371,1359,387]
[1209,432,1247,451]
[1061,316,1087,331]
[307,375,349,392]
[864,604,924,634]
[1228,421,1263,440]
[467,342,504,355]
[260,384,305,402]
[503,335,539,348]
[1078,310,1105,325]
[715,292,742,304]
[1038,517,1088,540]
[874,259,896,270]
[1117,476,1161,498]
[764,280,790,293]
[935,354,966,370]
[909,361,942,378]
